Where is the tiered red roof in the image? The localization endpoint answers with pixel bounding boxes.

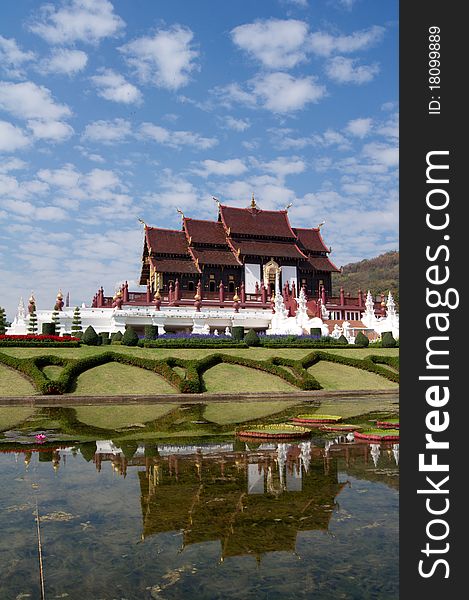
[219,204,296,238]
[140,201,338,282]
[293,227,330,253]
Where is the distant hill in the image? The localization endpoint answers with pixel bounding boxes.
[332,251,399,302]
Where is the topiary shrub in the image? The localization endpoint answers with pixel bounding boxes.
[42,322,56,335]
[71,306,82,336]
[244,328,260,346]
[337,334,348,345]
[355,331,369,347]
[310,327,322,338]
[0,306,7,335]
[111,331,123,342]
[83,325,100,346]
[382,331,396,348]
[28,309,38,334]
[231,326,244,341]
[122,326,139,346]
[144,325,158,340]
[99,332,110,345]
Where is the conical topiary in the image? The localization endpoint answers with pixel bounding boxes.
[355,331,369,347]
[111,330,123,342]
[51,308,61,335]
[83,325,100,346]
[337,334,348,345]
[122,326,139,346]
[381,331,396,348]
[244,328,260,346]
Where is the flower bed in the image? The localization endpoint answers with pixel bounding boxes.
[291,414,343,425]
[354,429,400,442]
[376,419,400,429]
[236,423,311,439]
[319,424,362,432]
[0,334,81,347]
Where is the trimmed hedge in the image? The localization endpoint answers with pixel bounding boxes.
[355,331,369,347]
[140,338,247,349]
[310,328,322,338]
[42,323,56,335]
[0,348,399,396]
[337,335,348,345]
[99,332,110,346]
[244,329,260,347]
[144,325,158,340]
[231,326,245,341]
[122,327,139,346]
[111,331,123,342]
[83,326,100,346]
[382,331,397,348]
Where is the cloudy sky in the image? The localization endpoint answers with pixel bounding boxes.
[0,0,398,319]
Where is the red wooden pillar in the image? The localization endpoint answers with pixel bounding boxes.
[358,288,363,307]
[340,287,345,306]
[123,281,129,303]
[261,283,267,304]
[146,282,152,303]
[219,281,225,305]
[291,281,296,298]
[321,285,326,306]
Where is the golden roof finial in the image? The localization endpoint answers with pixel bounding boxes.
[57,289,63,300]
[251,192,256,208]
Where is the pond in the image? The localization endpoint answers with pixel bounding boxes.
[0,403,399,599]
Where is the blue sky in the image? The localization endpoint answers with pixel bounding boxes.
[0,0,398,319]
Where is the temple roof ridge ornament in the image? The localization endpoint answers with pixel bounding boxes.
[137,217,148,228]
[285,202,292,211]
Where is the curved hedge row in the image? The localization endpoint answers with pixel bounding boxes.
[0,348,399,396]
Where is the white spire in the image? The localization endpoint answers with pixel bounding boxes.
[17,297,25,319]
[386,291,396,317]
[392,443,399,466]
[370,443,381,467]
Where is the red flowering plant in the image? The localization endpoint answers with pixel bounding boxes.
[0,335,80,342]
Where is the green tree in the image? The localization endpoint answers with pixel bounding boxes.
[355,331,369,347]
[244,328,260,346]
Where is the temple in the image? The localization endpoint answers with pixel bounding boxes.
[138,196,338,303]
[7,196,399,340]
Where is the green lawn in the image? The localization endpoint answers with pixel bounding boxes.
[0,346,399,396]
[0,346,399,361]
[202,363,297,393]
[203,401,299,424]
[307,362,399,391]
[0,364,37,396]
[70,363,178,395]
[74,404,176,429]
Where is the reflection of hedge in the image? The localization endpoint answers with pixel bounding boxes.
[0,348,399,396]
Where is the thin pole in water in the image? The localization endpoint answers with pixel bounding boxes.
[35,497,46,600]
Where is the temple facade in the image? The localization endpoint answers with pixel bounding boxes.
[138,197,338,303]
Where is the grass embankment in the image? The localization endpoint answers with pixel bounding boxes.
[0,347,398,396]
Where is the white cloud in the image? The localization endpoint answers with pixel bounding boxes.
[29,0,125,45]
[220,116,251,132]
[27,120,74,142]
[258,156,306,179]
[325,56,379,84]
[35,206,68,220]
[82,118,132,143]
[231,19,309,69]
[345,117,373,138]
[217,72,326,113]
[0,81,71,120]
[281,0,308,6]
[193,158,247,178]
[309,26,384,57]
[120,25,198,90]
[37,164,81,191]
[38,48,88,75]
[0,121,31,152]
[139,122,218,150]
[0,35,35,77]
[362,142,399,168]
[251,72,326,112]
[90,68,142,104]
[0,158,28,173]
